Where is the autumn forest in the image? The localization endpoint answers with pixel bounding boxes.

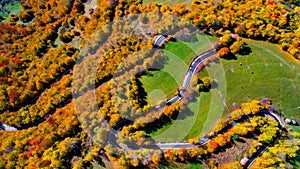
[0,0,300,168]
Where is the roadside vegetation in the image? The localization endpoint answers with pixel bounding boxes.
[114,100,300,168]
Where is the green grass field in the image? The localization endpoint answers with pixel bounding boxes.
[141,35,220,142]
[140,47,188,105]
[149,90,225,142]
[0,2,22,22]
[140,41,193,105]
[143,0,192,7]
[141,35,300,142]
[221,39,300,121]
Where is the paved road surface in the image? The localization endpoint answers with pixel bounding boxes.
[153,109,285,151]
[244,145,268,169]
[156,143,196,150]
[167,49,217,105]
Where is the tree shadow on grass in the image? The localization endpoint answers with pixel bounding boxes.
[135,78,149,108]
[143,116,173,134]
[143,100,197,134]
[220,45,252,60]
[141,52,170,73]
[290,150,300,168]
[222,53,238,60]
[235,138,246,143]
[211,80,218,89]
[175,103,195,120]
[239,46,252,56]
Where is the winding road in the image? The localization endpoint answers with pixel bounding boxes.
[167,48,217,105]
[0,37,287,169]
[105,43,286,169]
[109,41,286,169]
[155,110,285,150]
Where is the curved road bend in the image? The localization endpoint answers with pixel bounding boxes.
[156,109,285,150]
[244,145,268,169]
[242,113,286,169]
[167,49,217,105]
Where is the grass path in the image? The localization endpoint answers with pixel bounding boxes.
[143,0,192,8]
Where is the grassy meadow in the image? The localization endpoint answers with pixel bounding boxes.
[140,34,300,142]
[0,2,22,22]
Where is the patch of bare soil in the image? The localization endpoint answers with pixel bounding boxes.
[210,137,253,167]
[84,0,98,17]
